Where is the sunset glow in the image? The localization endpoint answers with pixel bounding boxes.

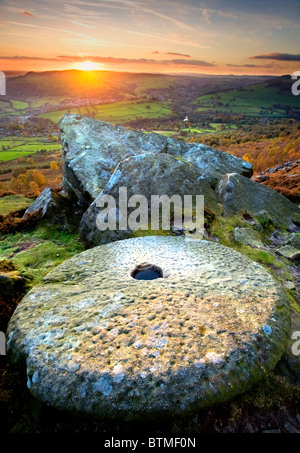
[0,0,299,76]
[75,61,101,71]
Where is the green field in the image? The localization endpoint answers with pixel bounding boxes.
[0,195,33,216]
[39,100,172,124]
[0,96,68,117]
[10,99,29,110]
[132,74,178,97]
[194,84,300,116]
[0,136,62,162]
[0,99,29,116]
[151,130,177,137]
[182,126,215,134]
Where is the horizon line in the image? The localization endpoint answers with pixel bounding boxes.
[2,68,287,78]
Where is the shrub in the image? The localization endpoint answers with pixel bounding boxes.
[29,181,40,196]
[0,209,43,234]
[11,167,27,179]
[26,169,46,187]
[11,176,26,193]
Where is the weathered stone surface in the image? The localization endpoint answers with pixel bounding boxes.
[167,143,253,189]
[283,281,296,290]
[23,187,73,225]
[233,227,263,248]
[280,310,300,381]
[276,245,300,260]
[217,173,300,229]
[7,236,290,421]
[287,233,300,249]
[59,114,252,206]
[79,153,220,247]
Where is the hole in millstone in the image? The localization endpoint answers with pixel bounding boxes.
[131,263,164,281]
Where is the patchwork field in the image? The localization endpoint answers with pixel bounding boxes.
[194,84,300,116]
[39,99,172,124]
[0,136,62,162]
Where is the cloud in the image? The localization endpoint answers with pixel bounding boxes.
[226,64,262,68]
[166,59,214,66]
[226,63,277,68]
[0,54,215,67]
[57,55,214,66]
[251,52,300,61]
[202,9,211,25]
[19,11,34,18]
[152,51,191,58]
[71,21,96,29]
[165,52,191,58]
[0,55,59,61]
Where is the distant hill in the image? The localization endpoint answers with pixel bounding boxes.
[5,69,273,100]
[193,75,300,118]
[2,70,299,127]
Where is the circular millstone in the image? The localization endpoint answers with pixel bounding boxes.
[7,237,290,420]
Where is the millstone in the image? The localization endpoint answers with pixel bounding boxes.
[6,237,290,421]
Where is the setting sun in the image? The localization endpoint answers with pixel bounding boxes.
[77,61,99,71]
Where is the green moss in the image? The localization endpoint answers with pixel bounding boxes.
[0,221,84,286]
[172,155,194,166]
[233,371,300,413]
[0,195,34,216]
[285,290,300,314]
[0,259,16,271]
[210,214,246,246]
[255,213,271,228]
[292,213,300,226]
[127,228,170,239]
[242,248,277,265]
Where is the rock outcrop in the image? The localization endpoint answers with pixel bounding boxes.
[23,187,74,225]
[217,173,300,230]
[59,114,253,206]
[79,153,220,247]
[6,236,290,421]
[233,227,264,248]
[57,115,300,250]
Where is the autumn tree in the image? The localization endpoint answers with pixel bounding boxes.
[29,181,40,197]
[12,167,27,178]
[26,169,46,187]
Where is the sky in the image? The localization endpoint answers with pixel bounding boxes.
[0,0,300,75]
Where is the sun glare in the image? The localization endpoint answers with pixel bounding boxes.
[77,61,99,71]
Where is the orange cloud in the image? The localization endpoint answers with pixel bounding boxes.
[152,51,191,58]
[19,11,35,18]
